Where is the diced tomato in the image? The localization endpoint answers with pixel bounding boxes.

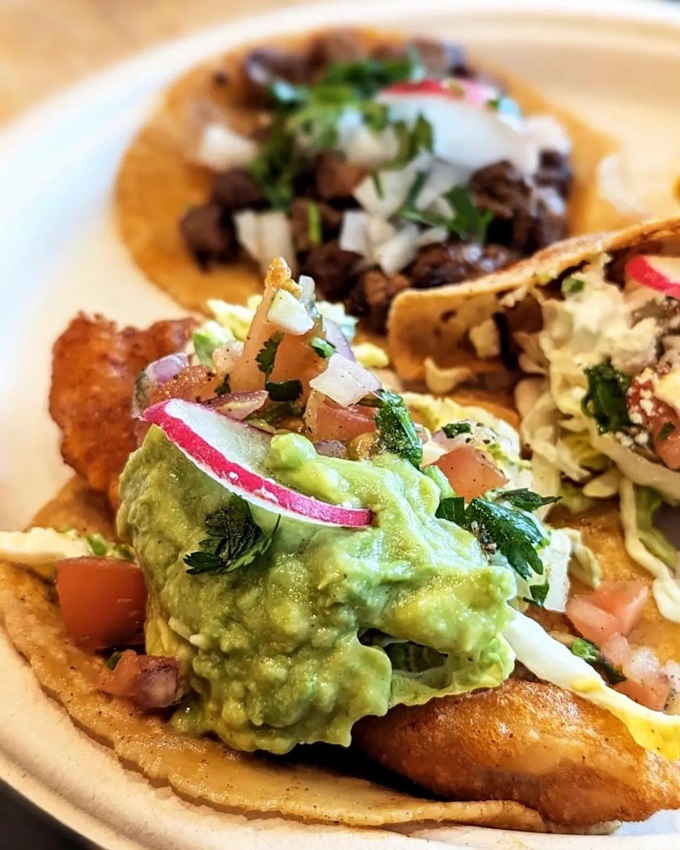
[97,650,140,697]
[586,580,649,636]
[55,557,147,651]
[565,596,621,644]
[311,400,377,443]
[433,446,508,501]
[628,372,680,470]
[97,651,181,709]
[616,646,671,711]
[600,633,631,669]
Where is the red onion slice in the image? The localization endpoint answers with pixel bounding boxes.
[207,390,269,421]
[324,319,355,361]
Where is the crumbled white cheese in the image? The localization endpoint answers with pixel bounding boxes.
[469,317,501,359]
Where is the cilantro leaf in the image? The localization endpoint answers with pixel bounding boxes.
[310,337,336,359]
[500,488,561,512]
[373,390,423,467]
[400,185,493,243]
[265,379,302,402]
[527,582,549,608]
[307,200,322,248]
[582,360,632,434]
[320,50,423,99]
[463,498,546,581]
[249,116,299,210]
[561,276,585,296]
[256,334,282,377]
[442,422,472,438]
[570,636,626,685]
[184,499,279,575]
[215,374,231,396]
[390,115,433,168]
[436,495,465,524]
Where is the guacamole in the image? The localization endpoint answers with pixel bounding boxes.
[118,427,515,754]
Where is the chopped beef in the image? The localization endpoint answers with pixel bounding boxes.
[309,29,367,71]
[315,152,367,201]
[300,240,360,301]
[535,149,573,198]
[290,198,342,252]
[470,160,568,253]
[408,242,519,290]
[351,269,410,333]
[179,204,237,268]
[239,48,314,107]
[210,167,266,211]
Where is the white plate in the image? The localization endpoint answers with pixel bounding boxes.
[2,1,680,848]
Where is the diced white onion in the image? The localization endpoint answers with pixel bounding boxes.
[266,289,314,335]
[415,160,468,210]
[234,210,296,275]
[418,226,448,247]
[193,123,258,171]
[343,125,400,168]
[525,114,571,155]
[339,211,370,256]
[298,274,316,300]
[213,341,244,374]
[309,354,382,406]
[375,223,419,274]
[353,158,430,219]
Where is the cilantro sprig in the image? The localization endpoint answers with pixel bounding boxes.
[256,334,303,402]
[184,499,279,575]
[581,360,633,434]
[441,422,472,438]
[367,390,423,467]
[570,636,626,685]
[401,184,493,243]
[500,489,561,512]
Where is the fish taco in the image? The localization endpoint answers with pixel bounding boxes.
[116,26,634,329]
[2,256,680,834]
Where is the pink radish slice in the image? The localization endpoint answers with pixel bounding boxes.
[142,399,372,527]
[377,81,536,175]
[626,255,680,299]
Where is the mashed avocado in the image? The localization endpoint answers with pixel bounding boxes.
[118,427,515,754]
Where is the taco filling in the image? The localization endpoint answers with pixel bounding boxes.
[177,30,573,331]
[3,255,680,830]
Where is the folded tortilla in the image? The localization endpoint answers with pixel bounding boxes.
[116,27,635,316]
[388,217,680,381]
[0,476,568,833]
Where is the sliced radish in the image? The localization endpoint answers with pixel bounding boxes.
[626,255,680,299]
[378,82,537,175]
[142,399,372,527]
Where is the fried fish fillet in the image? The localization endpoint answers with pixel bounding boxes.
[354,678,680,828]
[49,314,195,506]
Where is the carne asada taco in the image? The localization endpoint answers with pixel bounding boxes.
[117,27,633,331]
[2,258,680,834]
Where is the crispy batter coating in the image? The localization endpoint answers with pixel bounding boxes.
[354,679,680,828]
[49,314,195,506]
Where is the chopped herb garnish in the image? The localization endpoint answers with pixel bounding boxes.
[401,185,493,243]
[307,200,322,248]
[442,422,473,438]
[582,360,632,434]
[659,421,677,442]
[106,650,123,670]
[370,170,384,199]
[526,582,549,607]
[436,495,465,525]
[248,115,299,209]
[570,636,626,685]
[184,499,279,575]
[390,115,433,168]
[501,488,561,512]
[462,497,546,581]
[310,337,336,359]
[265,379,302,402]
[256,334,283,377]
[403,170,428,209]
[372,389,423,468]
[487,96,502,110]
[215,374,231,396]
[85,533,135,561]
[320,49,424,98]
[562,276,585,296]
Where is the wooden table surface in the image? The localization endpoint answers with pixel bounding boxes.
[0,0,317,125]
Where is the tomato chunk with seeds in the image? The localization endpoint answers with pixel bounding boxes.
[55,556,147,650]
[434,445,508,501]
[565,596,621,644]
[586,580,649,636]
